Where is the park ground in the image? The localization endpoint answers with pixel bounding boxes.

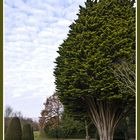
[34,131,96,140]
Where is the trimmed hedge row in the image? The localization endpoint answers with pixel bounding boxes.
[5,117,34,140]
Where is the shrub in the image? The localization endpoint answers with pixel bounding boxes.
[22,124,34,140]
[5,117,22,140]
[31,126,34,140]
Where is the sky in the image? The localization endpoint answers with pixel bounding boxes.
[4,0,86,120]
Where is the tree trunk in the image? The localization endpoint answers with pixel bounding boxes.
[95,119,114,140]
[124,118,129,140]
[85,120,90,140]
[84,97,130,140]
[97,125,114,140]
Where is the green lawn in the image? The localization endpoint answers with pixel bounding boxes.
[34,131,47,140]
[34,131,97,140]
[34,131,59,140]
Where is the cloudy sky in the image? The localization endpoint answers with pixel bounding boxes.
[4,0,86,120]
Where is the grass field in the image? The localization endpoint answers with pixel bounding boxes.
[34,131,96,140]
[34,131,48,140]
[34,131,41,140]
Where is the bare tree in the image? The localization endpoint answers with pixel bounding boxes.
[13,111,23,118]
[4,106,14,133]
[39,92,63,138]
[114,61,135,95]
[114,61,135,140]
[5,106,13,118]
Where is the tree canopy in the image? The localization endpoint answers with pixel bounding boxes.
[54,0,135,113]
[54,0,135,139]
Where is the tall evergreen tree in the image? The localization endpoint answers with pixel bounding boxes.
[54,0,135,140]
[5,117,22,140]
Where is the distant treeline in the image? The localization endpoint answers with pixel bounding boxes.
[4,105,39,134]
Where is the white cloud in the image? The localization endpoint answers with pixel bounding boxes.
[4,0,86,118]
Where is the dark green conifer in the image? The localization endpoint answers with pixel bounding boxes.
[22,124,34,140]
[5,117,22,140]
[54,0,135,140]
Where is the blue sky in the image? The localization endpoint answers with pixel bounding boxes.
[4,0,86,120]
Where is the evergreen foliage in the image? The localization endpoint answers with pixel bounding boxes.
[5,117,22,140]
[54,0,135,106]
[44,113,96,138]
[31,127,34,140]
[54,0,135,139]
[22,124,34,140]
